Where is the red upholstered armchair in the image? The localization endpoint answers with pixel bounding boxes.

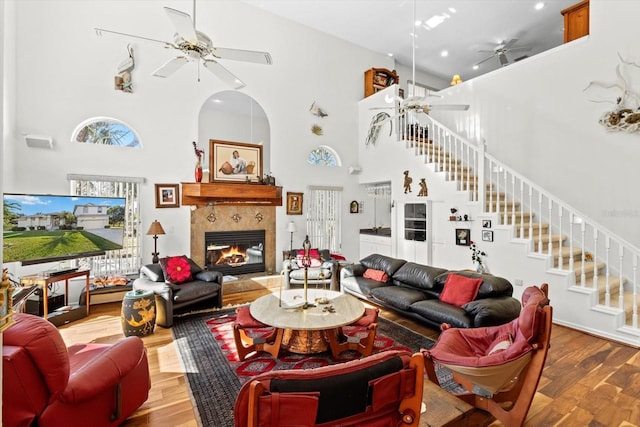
[2,313,151,427]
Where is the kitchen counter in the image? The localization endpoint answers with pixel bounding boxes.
[359,228,391,237]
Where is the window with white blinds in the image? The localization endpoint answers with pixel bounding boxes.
[306,186,342,253]
[67,174,143,275]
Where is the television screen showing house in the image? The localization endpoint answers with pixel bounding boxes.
[3,193,126,264]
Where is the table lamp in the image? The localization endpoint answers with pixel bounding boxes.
[287,221,297,253]
[146,220,166,264]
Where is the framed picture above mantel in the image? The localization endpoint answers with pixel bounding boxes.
[209,139,263,183]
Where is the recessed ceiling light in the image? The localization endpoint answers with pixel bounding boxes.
[441,50,449,57]
[211,98,223,103]
[415,20,422,27]
[535,2,545,10]
[472,65,479,70]
[448,7,457,14]
[387,53,394,57]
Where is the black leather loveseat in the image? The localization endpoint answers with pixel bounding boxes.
[340,254,521,329]
[133,256,223,328]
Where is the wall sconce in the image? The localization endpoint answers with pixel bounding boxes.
[286,221,297,252]
[146,220,166,263]
[450,74,463,85]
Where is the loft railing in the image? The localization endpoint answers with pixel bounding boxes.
[396,113,640,329]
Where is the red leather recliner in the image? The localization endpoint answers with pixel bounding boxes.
[2,313,151,427]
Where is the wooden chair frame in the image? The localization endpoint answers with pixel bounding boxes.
[423,284,552,427]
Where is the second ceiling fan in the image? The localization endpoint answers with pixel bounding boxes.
[476,38,531,67]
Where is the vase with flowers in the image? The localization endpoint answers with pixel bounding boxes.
[193,141,204,183]
[470,241,487,273]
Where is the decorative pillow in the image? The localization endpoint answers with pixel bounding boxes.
[140,263,164,282]
[297,248,320,259]
[363,268,389,283]
[195,270,220,283]
[295,256,322,268]
[439,273,483,307]
[487,333,513,355]
[159,256,193,284]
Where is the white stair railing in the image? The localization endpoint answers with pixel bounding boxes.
[397,113,640,328]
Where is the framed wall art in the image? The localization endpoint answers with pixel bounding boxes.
[482,230,494,242]
[350,200,359,214]
[209,139,263,183]
[455,228,470,246]
[155,183,180,208]
[482,220,492,228]
[287,192,303,215]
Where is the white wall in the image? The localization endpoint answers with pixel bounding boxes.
[2,0,395,277]
[429,0,640,249]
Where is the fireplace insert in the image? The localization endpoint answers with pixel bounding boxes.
[204,230,265,275]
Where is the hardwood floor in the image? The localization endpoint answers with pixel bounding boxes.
[56,276,640,427]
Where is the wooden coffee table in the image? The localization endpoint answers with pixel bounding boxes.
[250,289,364,353]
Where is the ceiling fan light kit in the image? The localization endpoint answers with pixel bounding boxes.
[94,0,272,87]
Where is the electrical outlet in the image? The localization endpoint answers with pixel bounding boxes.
[514,279,524,287]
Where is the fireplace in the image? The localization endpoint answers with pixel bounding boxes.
[204,230,265,275]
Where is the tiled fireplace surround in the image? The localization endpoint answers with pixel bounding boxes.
[189,205,277,275]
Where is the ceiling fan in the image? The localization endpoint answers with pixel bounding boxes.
[371,0,469,126]
[476,38,531,67]
[94,0,272,89]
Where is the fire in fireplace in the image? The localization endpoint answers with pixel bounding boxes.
[204,230,265,275]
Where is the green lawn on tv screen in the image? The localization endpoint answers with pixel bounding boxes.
[2,230,122,263]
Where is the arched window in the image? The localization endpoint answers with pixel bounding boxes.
[307,146,340,166]
[72,117,142,148]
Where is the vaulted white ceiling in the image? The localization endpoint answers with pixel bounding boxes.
[242,0,577,83]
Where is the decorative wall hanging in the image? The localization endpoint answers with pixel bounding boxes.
[192,141,204,183]
[207,203,217,223]
[482,220,492,228]
[310,101,327,136]
[231,213,242,223]
[365,112,392,147]
[210,139,262,183]
[482,230,494,242]
[417,178,428,197]
[350,200,359,214]
[585,52,640,133]
[155,184,180,208]
[114,44,134,93]
[403,170,413,194]
[456,229,470,246]
[287,192,303,215]
[255,212,264,222]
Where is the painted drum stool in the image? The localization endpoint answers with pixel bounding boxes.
[121,289,156,337]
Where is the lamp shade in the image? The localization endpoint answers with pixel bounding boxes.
[286,221,297,233]
[146,220,166,236]
[450,74,462,85]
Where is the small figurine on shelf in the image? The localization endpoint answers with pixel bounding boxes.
[192,141,204,183]
[301,235,316,309]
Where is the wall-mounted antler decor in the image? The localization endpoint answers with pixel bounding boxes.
[584,52,640,133]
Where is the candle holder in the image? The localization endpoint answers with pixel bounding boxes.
[301,235,316,309]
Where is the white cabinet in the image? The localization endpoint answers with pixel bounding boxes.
[397,202,432,265]
[359,234,392,258]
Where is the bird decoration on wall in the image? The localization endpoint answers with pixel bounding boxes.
[115,44,135,93]
[309,101,327,136]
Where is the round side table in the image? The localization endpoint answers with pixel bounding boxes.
[121,289,156,337]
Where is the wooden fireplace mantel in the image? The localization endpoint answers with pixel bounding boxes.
[181,182,283,206]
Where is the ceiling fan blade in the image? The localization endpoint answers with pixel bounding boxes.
[94,28,174,47]
[508,46,532,53]
[210,47,273,65]
[428,104,470,111]
[152,57,189,78]
[502,38,519,50]
[164,7,198,42]
[203,59,246,89]
[475,54,496,66]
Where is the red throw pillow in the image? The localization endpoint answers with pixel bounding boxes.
[363,268,389,282]
[159,256,193,284]
[297,248,320,259]
[439,273,483,307]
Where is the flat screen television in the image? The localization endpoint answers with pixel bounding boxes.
[3,193,126,266]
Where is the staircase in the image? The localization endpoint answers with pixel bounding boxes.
[399,116,640,346]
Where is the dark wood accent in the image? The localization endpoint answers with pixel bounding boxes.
[364,67,399,98]
[561,0,589,43]
[181,182,282,206]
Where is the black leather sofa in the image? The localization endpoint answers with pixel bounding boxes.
[340,254,521,329]
[133,258,223,328]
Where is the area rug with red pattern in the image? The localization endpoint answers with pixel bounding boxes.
[172,306,440,427]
